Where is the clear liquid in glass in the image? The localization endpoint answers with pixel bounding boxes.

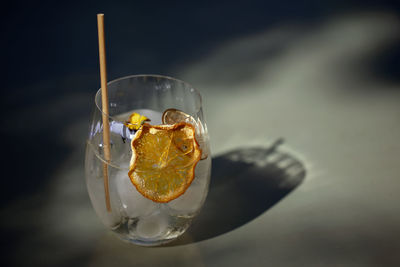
[85,109,211,246]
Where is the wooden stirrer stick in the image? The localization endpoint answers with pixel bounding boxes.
[97,13,112,212]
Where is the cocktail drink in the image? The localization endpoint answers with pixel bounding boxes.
[85,75,211,246]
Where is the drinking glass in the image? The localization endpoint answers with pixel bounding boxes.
[85,75,211,246]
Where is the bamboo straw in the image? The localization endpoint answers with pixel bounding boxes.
[97,14,112,212]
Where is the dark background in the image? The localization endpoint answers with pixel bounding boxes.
[2,0,399,205]
[1,1,400,266]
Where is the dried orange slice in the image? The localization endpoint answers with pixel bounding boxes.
[128,122,202,203]
[162,108,197,126]
[162,108,209,159]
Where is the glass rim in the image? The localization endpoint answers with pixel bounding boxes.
[94,74,203,123]
[86,140,129,170]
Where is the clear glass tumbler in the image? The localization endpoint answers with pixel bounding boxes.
[85,75,211,246]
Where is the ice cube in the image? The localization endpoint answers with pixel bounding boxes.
[133,109,162,125]
[115,170,158,218]
[166,182,206,215]
[166,159,211,215]
[86,173,122,228]
[135,212,168,239]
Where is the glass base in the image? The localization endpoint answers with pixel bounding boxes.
[111,215,193,246]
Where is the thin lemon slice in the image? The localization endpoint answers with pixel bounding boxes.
[162,108,209,159]
[128,122,202,203]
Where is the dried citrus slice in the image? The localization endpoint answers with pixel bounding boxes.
[162,108,197,126]
[128,122,202,203]
[162,108,209,159]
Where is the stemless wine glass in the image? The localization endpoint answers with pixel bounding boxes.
[85,74,211,246]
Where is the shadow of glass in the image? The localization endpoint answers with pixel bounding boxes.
[168,139,306,246]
